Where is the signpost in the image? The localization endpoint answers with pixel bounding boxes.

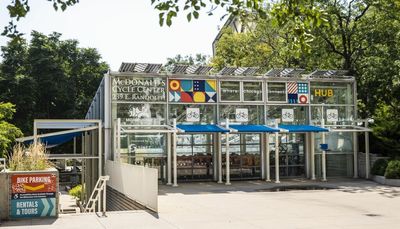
[10,173,57,218]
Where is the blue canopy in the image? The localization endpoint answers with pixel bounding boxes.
[230,125,280,133]
[177,124,229,133]
[22,132,82,148]
[279,124,329,133]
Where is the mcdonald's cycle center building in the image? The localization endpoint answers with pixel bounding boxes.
[86,63,372,186]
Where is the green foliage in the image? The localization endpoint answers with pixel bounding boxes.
[163,53,209,72]
[0,102,22,158]
[8,143,52,171]
[0,31,109,134]
[212,1,400,157]
[3,0,79,38]
[69,184,82,201]
[371,159,388,176]
[384,160,400,179]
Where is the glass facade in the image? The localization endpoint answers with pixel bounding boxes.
[108,73,358,182]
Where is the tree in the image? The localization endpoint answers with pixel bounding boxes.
[3,0,327,52]
[0,102,22,158]
[0,31,109,134]
[211,1,400,156]
[163,54,209,72]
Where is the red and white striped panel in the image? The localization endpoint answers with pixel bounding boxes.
[287,82,298,94]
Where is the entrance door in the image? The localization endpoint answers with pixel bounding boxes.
[176,134,214,181]
[270,133,305,177]
[223,134,261,180]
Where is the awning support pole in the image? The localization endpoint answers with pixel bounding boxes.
[274,119,280,184]
[261,133,265,179]
[321,110,327,182]
[266,133,271,182]
[98,121,102,178]
[353,131,358,178]
[365,121,370,179]
[310,132,316,180]
[218,132,223,183]
[225,119,231,185]
[117,118,121,161]
[173,119,178,187]
[33,120,37,145]
[167,132,172,185]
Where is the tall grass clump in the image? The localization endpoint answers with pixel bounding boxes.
[8,143,52,171]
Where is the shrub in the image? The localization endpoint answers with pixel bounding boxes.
[69,185,82,201]
[385,160,400,179]
[371,159,388,176]
[8,143,52,171]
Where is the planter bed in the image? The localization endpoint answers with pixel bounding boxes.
[372,175,400,187]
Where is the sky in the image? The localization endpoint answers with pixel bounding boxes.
[0,0,227,70]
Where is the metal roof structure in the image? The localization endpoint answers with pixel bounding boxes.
[264,68,305,77]
[119,62,162,73]
[117,62,354,79]
[308,70,350,78]
[217,67,260,76]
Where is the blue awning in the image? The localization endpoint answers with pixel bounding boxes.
[177,124,229,133]
[230,125,280,133]
[20,132,82,148]
[278,124,329,133]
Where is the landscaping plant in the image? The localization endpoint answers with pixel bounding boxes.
[385,160,400,179]
[371,159,388,176]
[8,143,52,171]
[69,185,82,201]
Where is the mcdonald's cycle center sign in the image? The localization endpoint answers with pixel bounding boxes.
[10,173,57,218]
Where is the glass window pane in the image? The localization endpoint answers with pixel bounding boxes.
[220,81,241,101]
[113,103,166,125]
[243,81,263,101]
[219,105,264,124]
[267,82,286,102]
[169,104,216,124]
[310,82,354,104]
[267,106,308,124]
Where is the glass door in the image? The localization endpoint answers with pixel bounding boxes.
[222,134,261,180]
[270,133,305,177]
[177,134,214,181]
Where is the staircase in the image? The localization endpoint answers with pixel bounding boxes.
[106,186,146,211]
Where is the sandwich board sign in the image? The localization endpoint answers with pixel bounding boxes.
[10,173,57,218]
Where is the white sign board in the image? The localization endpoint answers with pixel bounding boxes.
[326,109,339,122]
[235,108,249,122]
[282,109,294,122]
[186,108,200,122]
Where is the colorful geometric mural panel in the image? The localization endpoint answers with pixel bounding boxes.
[180,92,193,102]
[288,94,298,104]
[205,80,216,92]
[298,83,308,94]
[169,80,180,91]
[180,80,193,92]
[169,79,217,103]
[287,82,309,104]
[193,92,206,103]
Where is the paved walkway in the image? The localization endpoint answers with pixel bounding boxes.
[2,179,400,228]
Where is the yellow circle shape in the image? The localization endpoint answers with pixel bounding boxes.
[193,92,206,103]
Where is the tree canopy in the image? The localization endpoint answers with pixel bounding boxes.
[0,31,109,134]
[212,0,400,156]
[0,102,22,158]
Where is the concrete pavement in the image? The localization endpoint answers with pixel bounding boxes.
[2,179,400,228]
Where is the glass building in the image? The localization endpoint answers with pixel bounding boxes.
[86,64,371,185]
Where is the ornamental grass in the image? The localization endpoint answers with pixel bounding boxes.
[8,143,52,171]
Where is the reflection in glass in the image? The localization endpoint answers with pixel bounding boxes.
[220,81,241,101]
[243,81,263,101]
[176,134,214,180]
